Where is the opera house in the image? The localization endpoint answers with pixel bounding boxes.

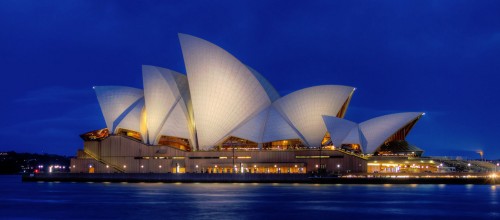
[70,34,426,174]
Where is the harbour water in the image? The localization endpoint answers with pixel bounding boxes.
[1,175,498,219]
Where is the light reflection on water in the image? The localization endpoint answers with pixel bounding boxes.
[0,175,499,220]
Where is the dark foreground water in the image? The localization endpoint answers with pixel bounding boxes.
[1,175,498,219]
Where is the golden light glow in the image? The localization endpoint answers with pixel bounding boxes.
[140,107,148,141]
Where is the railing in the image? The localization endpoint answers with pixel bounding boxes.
[83,149,125,173]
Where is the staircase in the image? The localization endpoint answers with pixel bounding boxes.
[83,149,125,173]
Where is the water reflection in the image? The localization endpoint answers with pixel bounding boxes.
[0,175,499,219]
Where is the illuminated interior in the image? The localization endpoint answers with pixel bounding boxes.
[219,136,258,150]
[80,128,109,141]
[336,93,353,118]
[203,163,306,174]
[367,159,437,173]
[158,136,191,151]
[383,117,420,144]
[262,139,306,150]
[321,132,332,146]
[116,128,142,141]
[341,144,362,154]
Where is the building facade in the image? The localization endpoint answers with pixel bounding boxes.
[70,34,425,174]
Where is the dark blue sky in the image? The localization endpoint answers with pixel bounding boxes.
[1,1,499,158]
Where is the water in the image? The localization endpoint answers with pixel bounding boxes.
[0,175,498,219]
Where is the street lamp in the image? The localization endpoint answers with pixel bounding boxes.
[337,164,341,175]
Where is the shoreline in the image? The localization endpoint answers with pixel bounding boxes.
[21,173,499,185]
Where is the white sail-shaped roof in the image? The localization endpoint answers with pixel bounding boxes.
[273,85,355,147]
[179,33,271,150]
[156,101,191,142]
[262,106,303,143]
[142,65,191,145]
[246,66,280,102]
[230,107,269,143]
[115,99,147,141]
[360,112,424,153]
[343,127,367,151]
[94,86,144,134]
[322,116,359,148]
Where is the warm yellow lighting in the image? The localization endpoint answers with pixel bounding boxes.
[140,108,148,139]
[295,156,329,159]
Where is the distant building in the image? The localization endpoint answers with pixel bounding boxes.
[71,34,424,174]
